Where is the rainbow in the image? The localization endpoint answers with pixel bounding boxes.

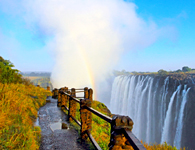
[78,46,97,100]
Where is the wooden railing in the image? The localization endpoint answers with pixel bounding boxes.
[52,87,146,150]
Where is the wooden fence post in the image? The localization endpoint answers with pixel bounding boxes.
[108,115,134,150]
[68,88,76,122]
[58,88,62,107]
[84,87,88,99]
[52,88,58,99]
[67,90,70,108]
[80,87,93,140]
[52,89,54,97]
[61,87,68,108]
[47,86,50,91]
[61,92,65,108]
[88,88,93,131]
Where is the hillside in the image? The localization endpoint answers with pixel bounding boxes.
[0,56,52,149]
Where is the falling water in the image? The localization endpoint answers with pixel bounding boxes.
[161,85,181,144]
[109,75,192,149]
[174,86,191,149]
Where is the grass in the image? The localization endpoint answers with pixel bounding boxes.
[143,142,180,150]
[0,83,52,149]
[90,101,111,150]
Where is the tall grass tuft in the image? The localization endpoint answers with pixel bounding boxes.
[0,83,51,149]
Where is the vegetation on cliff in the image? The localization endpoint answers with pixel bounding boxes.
[90,101,112,149]
[114,66,195,76]
[114,66,195,81]
[0,56,52,149]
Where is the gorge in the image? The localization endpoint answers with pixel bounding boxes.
[109,74,195,149]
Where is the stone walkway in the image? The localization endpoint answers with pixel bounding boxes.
[37,96,88,150]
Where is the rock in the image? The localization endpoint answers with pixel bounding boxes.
[62,122,68,129]
[46,99,51,103]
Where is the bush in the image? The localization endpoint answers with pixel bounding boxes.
[182,66,191,72]
[0,56,23,84]
[158,69,169,76]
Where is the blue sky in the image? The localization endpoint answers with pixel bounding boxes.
[0,3,54,72]
[0,0,195,72]
[119,0,195,72]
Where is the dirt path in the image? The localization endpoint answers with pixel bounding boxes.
[37,96,87,150]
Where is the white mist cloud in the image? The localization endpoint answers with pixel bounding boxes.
[22,0,163,99]
[1,0,166,99]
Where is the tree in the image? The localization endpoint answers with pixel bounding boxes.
[0,56,22,84]
[158,69,168,76]
[175,69,182,73]
[182,66,191,72]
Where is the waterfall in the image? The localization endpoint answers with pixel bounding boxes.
[161,85,181,144]
[174,86,191,149]
[109,75,192,149]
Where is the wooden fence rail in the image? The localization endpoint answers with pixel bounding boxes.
[52,87,146,150]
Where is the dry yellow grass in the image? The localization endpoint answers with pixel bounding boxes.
[0,83,51,149]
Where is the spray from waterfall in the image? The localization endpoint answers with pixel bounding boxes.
[17,0,165,100]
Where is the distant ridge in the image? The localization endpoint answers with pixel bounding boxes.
[21,71,51,77]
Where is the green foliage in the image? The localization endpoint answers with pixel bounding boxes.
[92,114,106,125]
[158,69,169,76]
[182,66,191,72]
[175,69,182,72]
[143,142,180,150]
[0,56,23,84]
[0,56,14,67]
[114,66,195,77]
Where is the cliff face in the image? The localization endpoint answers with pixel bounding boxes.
[154,75,195,149]
[109,75,195,149]
[182,85,195,149]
